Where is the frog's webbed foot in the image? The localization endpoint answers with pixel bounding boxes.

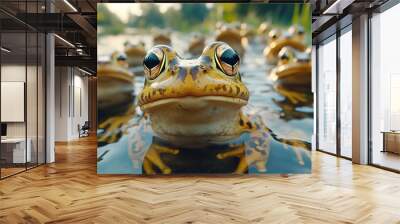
[143,144,179,175]
[285,91,307,105]
[98,105,136,143]
[276,86,308,104]
[98,116,131,143]
[262,125,310,166]
[217,145,269,174]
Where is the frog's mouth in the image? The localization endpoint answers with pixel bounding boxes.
[140,95,247,111]
[140,96,248,143]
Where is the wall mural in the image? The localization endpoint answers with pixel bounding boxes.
[97,3,312,174]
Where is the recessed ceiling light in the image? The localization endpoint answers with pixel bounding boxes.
[322,0,354,15]
[78,67,93,76]
[1,47,11,53]
[63,0,78,12]
[54,34,75,48]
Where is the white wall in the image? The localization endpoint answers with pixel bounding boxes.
[55,67,89,141]
[1,63,46,164]
[72,73,89,138]
[1,82,25,122]
[1,65,27,138]
[55,66,69,141]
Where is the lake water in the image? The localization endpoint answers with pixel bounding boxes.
[97,31,313,174]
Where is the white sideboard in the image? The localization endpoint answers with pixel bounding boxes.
[1,138,32,163]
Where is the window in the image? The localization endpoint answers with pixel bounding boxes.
[317,36,337,154]
[0,1,46,179]
[339,27,352,158]
[370,3,400,171]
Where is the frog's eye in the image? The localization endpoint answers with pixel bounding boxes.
[297,26,304,35]
[143,48,165,80]
[269,30,281,41]
[116,53,126,62]
[113,52,127,67]
[215,45,240,76]
[289,25,304,36]
[279,50,289,60]
[278,47,293,65]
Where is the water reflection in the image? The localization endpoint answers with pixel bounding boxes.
[273,84,313,121]
[98,109,311,174]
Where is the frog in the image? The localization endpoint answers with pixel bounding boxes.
[98,52,134,110]
[269,47,312,86]
[188,33,206,57]
[267,29,282,44]
[153,32,172,46]
[98,52,136,143]
[263,28,307,64]
[137,42,310,174]
[124,41,146,67]
[288,25,306,43]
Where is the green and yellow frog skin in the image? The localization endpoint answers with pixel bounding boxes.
[263,28,307,64]
[269,47,311,86]
[137,42,309,174]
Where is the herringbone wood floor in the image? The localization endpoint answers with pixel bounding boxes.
[1,136,400,224]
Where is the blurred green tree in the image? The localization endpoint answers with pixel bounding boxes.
[301,4,311,33]
[135,4,165,28]
[221,4,237,22]
[292,4,300,24]
[100,3,311,36]
[98,4,125,35]
[252,4,294,25]
[300,4,312,44]
[164,7,182,30]
[235,4,250,18]
[127,4,165,28]
[181,3,209,24]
